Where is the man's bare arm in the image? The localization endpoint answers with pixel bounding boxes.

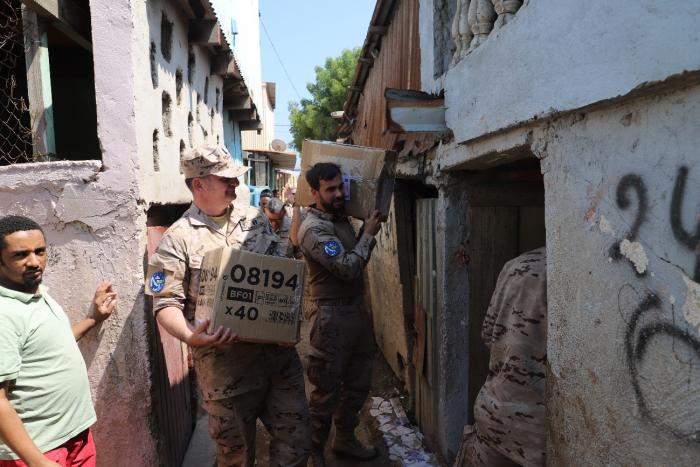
[72,281,117,341]
[0,382,59,467]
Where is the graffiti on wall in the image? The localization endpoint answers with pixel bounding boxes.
[611,166,700,442]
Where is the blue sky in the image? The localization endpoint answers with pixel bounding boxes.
[258,0,377,152]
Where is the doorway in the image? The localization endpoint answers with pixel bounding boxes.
[463,156,546,422]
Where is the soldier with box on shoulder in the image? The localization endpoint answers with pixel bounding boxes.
[297,163,383,467]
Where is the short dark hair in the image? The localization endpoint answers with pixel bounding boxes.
[305,163,341,190]
[0,216,44,251]
[185,178,194,191]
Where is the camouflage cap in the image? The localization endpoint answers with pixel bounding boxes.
[181,145,250,179]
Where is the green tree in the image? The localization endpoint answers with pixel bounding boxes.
[288,47,360,150]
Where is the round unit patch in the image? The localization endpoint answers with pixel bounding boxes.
[324,241,341,258]
[150,271,166,293]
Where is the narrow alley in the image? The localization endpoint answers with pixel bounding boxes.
[1,0,699,466]
[182,319,444,467]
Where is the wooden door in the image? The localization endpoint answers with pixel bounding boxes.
[414,198,439,440]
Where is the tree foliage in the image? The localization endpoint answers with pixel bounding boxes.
[288,47,360,150]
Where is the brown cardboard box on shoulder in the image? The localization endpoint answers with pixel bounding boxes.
[296,140,397,220]
[195,247,305,345]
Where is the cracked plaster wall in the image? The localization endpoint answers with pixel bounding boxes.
[0,0,158,463]
[539,85,700,465]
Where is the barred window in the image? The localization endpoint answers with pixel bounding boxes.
[0,0,100,166]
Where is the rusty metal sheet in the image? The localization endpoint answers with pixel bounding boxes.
[147,226,194,467]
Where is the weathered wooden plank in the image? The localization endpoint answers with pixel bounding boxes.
[21,0,92,50]
[22,6,55,159]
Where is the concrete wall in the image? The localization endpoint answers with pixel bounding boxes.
[0,0,157,463]
[420,1,700,463]
[540,84,700,466]
[134,0,227,205]
[443,0,700,146]
[242,82,275,150]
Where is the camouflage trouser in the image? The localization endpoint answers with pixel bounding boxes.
[307,299,374,449]
[454,426,520,467]
[202,349,310,467]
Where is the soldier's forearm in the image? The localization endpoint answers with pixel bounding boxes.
[155,306,194,344]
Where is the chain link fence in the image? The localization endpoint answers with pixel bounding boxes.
[0,0,33,165]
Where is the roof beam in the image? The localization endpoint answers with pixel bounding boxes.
[239,120,263,131]
[228,108,258,122]
[211,52,242,78]
[224,95,252,110]
[188,19,222,47]
[21,0,92,51]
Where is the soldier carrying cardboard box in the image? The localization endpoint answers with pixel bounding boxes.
[145,146,310,467]
[297,163,383,467]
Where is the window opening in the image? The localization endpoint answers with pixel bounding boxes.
[150,41,158,88]
[162,91,172,137]
[187,47,195,84]
[175,69,183,105]
[2,0,101,165]
[152,129,160,171]
[160,12,173,62]
[187,112,193,147]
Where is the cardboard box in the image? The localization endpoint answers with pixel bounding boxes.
[195,247,305,344]
[296,140,397,219]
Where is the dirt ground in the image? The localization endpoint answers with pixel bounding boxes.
[182,317,409,466]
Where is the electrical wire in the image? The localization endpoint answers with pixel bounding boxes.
[259,13,303,101]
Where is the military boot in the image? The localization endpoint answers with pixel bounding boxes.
[331,432,377,460]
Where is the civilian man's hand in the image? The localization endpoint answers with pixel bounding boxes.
[364,210,383,236]
[187,319,238,347]
[91,281,117,322]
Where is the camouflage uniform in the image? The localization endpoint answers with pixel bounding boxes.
[297,207,377,451]
[457,248,546,467]
[146,146,310,467]
[266,198,294,258]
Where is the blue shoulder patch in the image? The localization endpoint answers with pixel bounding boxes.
[324,240,341,258]
[150,271,166,293]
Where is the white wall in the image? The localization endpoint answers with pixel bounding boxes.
[211,0,264,113]
[442,0,700,144]
[134,0,228,205]
[242,82,275,150]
